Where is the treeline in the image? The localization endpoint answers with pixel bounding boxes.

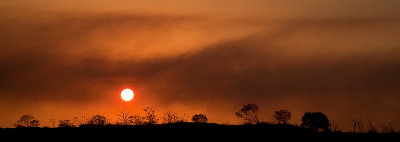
[10,104,398,133]
[13,106,208,128]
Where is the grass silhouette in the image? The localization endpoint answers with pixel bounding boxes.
[1,123,399,141]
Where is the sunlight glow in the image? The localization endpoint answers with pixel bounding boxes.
[121,89,134,101]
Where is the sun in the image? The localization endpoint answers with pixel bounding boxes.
[121,89,134,101]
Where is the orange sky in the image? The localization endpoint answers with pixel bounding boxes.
[1,0,400,131]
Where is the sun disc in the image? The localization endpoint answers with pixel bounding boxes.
[121,89,134,101]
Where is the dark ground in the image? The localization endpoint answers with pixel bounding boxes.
[1,123,399,141]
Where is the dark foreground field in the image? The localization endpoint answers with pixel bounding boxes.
[1,123,399,141]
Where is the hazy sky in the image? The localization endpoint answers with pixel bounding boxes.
[1,0,400,130]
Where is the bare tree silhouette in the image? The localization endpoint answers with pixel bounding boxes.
[357,120,364,133]
[128,114,145,125]
[273,109,291,124]
[14,114,40,127]
[235,103,260,124]
[351,119,363,133]
[58,120,73,128]
[50,118,57,128]
[192,113,208,123]
[366,119,377,133]
[163,111,185,124]
[301,112,330,132]
[87,114,107,126]
[144,107,159,124]
[329,121,339,132]
[118,111,130,125]
[351,119,357,133]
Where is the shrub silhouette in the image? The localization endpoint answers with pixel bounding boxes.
[71,116,82,127]
[273,109,291,124]
[144,106,158,124]
[163,111,185,124]
[118,111,130,125]
[14,114,40,127]
[128,114,145,125]
[50,118,57,128]
[235,104,260,124]
[192,113,208,123]
[381,123,395,133]
[58,120,73,128]
[366,119,377,133]
[87,114,107,126]
[301,112,329,132]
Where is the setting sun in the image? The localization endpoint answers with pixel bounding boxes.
[121,89,134,101]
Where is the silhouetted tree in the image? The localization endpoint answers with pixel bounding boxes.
[71,116,81,127]
[50,118,57,128]
[357,120,364,133]
[192,113,208,123]
[163,111,185,124]
[329,121,339,132]
[118,111,130,125]
[351,119,357,133]
[273,109,291,124]
[128,114,145,125]
[14,114,40,127]
[366,119,377,133]
[58,120,73,128]
[144,107,158,124]
[87,114,107,126]
[301,112,329,132]
[351,119,363,133]
[30,120,40,127]
[235,103,260,124]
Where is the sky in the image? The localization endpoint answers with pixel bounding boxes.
[1,0,400,130]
